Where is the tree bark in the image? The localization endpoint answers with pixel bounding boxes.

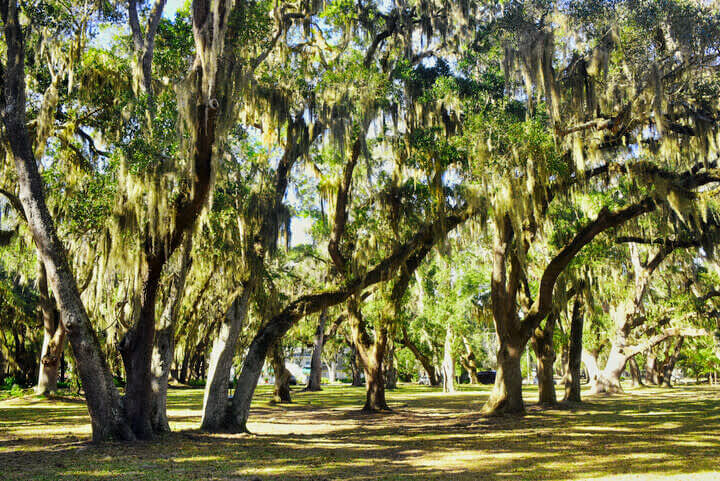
[350,345,364,386]
[442,328,455,393]
[305,310,326,391]
[532,315,557,406]
[384,341,398,390]
[271,343,292,403]
[628,356,643,387]
[200,285,253,431]
[401,329,441,386]
[150,236,192,433]
[563,297,584,402]
[645,351,660,385]
[483,338,524,415]
[1,1,132,441]
[461,336,480,384]
[36,261,65,395]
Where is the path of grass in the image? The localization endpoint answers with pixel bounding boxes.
[1,383,719,480]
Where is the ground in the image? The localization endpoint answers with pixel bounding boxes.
[1,383,719,480]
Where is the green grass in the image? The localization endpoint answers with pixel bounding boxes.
[1,383,719,480]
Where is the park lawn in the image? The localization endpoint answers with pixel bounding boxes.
[1,383,719,480]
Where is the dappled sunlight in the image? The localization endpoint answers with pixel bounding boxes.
[2,384,720,480]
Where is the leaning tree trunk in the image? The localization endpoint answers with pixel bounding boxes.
[200,286,253,431]
[563,297,584,403]
[482,336,525,415]
[271,343,292,403]
[401,333,441,386]
[150,237,192,433]
[2,2,132,441]
[36,261,66,395]
[462,336,480,384]
[306,310,326,392]
[442,329,455,393]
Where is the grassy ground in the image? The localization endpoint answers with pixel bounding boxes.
[1,383,719,480]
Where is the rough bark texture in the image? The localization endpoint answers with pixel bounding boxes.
[150,236,192,433]
[271,343,292,403]
[306,311,327,391]
[532,315,557,405]
[563,297,584,402]
[200,285,253,431]
[461,337,480,384]
[350,346,364,386]
[349,298,390,412]
[384,341,398,390]
[483,339,525,415]
[1,1,132,442]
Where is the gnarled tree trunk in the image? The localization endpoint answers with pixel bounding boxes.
[385,341,398,390]
[401,329,440,386]
[627,356,643,387]
[200,286,253,431]
[271,343,292,403]
[532,314,557,406]
[483,337,525,415]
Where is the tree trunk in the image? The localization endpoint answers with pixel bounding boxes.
[628,356,643,387]
[563,297,584,403]
[462,336,480,384]
[350,346,364,386]
[328,358,337,383]
[442,329,455,393]
[362,351,389,412]
[532,316,557,406]
[118,262,163,440]
[660,337,684,388]
[401,332,440,386]
[305,310,326,391]
[271,343,292,403]
[482,337,524,415]
[36,261,66,395]
[150,237,192,433]
[200,286,252,431]
[645,352,660,385]
[2,3,132,440]
[593,342,627,394]
[385,341,398,390]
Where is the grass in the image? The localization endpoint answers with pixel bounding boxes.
[1,383,719,480]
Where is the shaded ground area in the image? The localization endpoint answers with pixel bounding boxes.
[1,383,719,480]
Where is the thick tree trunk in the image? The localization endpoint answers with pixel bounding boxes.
[442,329,455,393]
[593,342,627,394]
[628,356,643,387]
[200,286,252,431]
[2,3,132,441]
[150,238,192,433]
[119,263,162,440]
[271,343,292,403]
[660,337,684,387]
[36,261,66,395]
[306,311,326,391]
[328,358,337,383]
[482,337,524,415]
[532,317,557,406]
[363,353,389,412]
[563,298,584,403]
